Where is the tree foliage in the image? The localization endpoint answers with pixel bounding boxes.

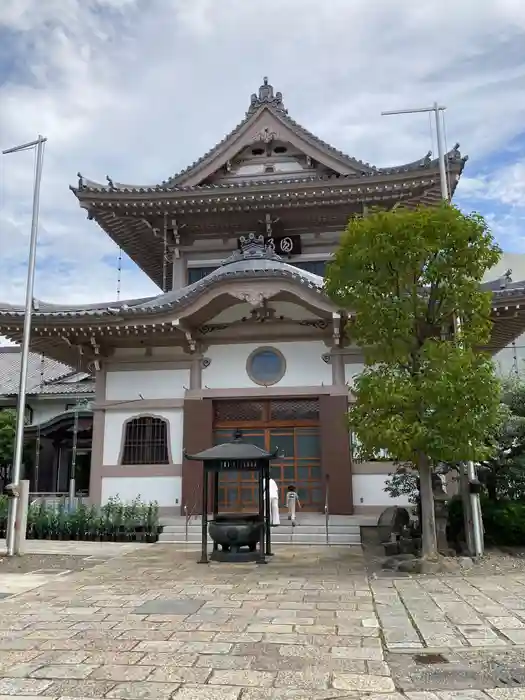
[478,379,525,501]
[0,409,16,474]
[325,202,503,557]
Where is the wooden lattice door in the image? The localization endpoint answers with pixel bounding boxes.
[213,399,323,512]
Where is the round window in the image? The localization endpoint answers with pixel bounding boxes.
[247,347,286,386]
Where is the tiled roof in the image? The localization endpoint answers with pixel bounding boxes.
[0,242,523,326]
[0,348,92,397]
[29,379,95,396]
[0,240,326,320]
[70,79,467,194]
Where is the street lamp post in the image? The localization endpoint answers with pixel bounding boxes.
[2,135,47,556]
[381,105,484,558]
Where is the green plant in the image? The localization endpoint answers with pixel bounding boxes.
[325,202,502,559]
[145,501,159,541]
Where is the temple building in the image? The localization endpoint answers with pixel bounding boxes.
[1,78,524,518]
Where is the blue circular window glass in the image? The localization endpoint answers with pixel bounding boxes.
[248,348,285,385]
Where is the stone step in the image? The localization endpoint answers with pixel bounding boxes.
[162,514,365,526]
[158,532,361,545]
[161,524,360,536]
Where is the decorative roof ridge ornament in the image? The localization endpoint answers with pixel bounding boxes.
[247,77,287,116]
[220,232,283,267]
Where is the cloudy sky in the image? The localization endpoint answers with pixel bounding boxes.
[1,0,524,308]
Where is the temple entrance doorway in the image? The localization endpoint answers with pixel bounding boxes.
[213,399,323,512]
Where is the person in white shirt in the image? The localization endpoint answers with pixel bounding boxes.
[268,477,280,527]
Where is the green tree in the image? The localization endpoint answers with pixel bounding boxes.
[325,202,503,559]
[0,409,16,482]
[479,379,525,501]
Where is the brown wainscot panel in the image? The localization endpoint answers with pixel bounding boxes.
[181,398,213,515]
[319,394,353,515]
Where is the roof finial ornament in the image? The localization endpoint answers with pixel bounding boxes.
[247,77,287,116]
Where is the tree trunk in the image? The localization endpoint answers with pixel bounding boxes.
[417,453,438,560]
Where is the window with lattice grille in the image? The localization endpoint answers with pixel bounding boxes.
[270,399,319,421]
[214,401,265,423]
[121,417,169,465]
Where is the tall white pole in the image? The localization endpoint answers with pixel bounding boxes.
[433,102,449,201]
[2,135,47,556]
[381,105,484,557]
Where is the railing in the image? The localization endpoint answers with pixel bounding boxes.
[324,474,330,546]
[29,491,88,511]
[184,484,201,543]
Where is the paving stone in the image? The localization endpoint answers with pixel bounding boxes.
[208,669,276,686]
[332,672,396,692]
[274,669,330,689]
[106,680,181,698]
[239,690,354,699]
[90,664,154,681]
[437,692,492,700]
[42,679,117,696]
[213,632,263,643]
[137,653,198,667]
[0,677,54,694]
[133,599,204,616]
[171,686,241,700]
[247,624,294,634]
[487,617,525,628]
[179,641,232,654]
[485,691,525,700]
[332,645,384,660]
[278,645,322,658]
[30,664,99,679]
[134,640,183,652]
[195,654,254,669]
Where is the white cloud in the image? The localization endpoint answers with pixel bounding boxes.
[1,0,525,307]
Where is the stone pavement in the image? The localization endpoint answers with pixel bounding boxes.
[0,544,522,698]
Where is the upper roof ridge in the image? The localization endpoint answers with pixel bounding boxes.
[247,77,287,116]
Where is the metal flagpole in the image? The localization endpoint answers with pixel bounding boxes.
[2,135,47,556]
[381,105,484,557]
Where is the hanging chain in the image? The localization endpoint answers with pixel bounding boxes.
[116,247,123,301]
[512,340,519,377]
[70,345,83,495]
[162,212,168,293]
[34,353,45,490]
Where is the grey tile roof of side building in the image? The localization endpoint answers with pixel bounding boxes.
[0,348,92,397]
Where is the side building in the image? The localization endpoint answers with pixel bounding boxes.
[0,347,94,493]
[0,79,524,517]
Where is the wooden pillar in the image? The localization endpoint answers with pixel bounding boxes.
[189,356,202,390]
[331,351,345,386]
[182,399,213,515]
[320,395,353,515]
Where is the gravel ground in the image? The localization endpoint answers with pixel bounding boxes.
[0,553,105,574]
[364,540,525,577]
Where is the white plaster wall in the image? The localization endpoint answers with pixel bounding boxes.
[102,408,184,465]
[101,476,181,507]
[352,474,410,508]
[203,341,332,389]
[105,368,190,400]
[345,362,364,388]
